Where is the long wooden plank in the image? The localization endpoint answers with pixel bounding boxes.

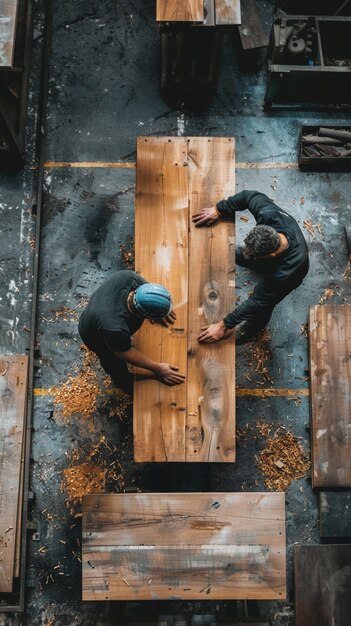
[319,491,351,538]
[238,0,268,49]
[134,137,188,462]
[82,492,286,601]
[187,137,235,462]
[156,0,204,22]
[83,492,284,546]
[294,545,351,626]
[0,355,28,592]
[0,0,19,67]
[215,0,241,25]
[309,304,351,487]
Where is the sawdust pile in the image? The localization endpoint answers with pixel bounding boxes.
[256,427,310,491]
[49,349,100,421]
[247,329,273,384]
[120,235,135,269]
[101,391,131,421]
[61,436,126,514]
[62,462,107,507]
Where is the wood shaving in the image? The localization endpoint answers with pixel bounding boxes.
[49,349,100,425]
[256,428,310,491]
[300,323,308,337]
[319,287,335,304]
[120,235,135,269]
[255,420,273,438]
[303,220,323,240]
[61,462,107,507]
[248,329,273,384]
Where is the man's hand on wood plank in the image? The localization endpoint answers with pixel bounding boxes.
[192,206,221,227]
[155,363,186,386]
[198,321,232,343]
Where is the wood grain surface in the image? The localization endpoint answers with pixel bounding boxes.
[187,137,235,461]
[294,544,351,626]
[0,0,19,66]
[215,0,241,25]
[156,0,204,22]
[83,492,286,601]
[134,136,235,462]
[134,137,188,462]
[309,304,351,487]
[0,355,28,592]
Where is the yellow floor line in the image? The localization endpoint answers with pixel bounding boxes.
[44,161,136,169]
[43,161,298,170]
[34,387,309,397]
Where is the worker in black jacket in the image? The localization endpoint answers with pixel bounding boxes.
[78,270,185,393]
[192,190,309,343]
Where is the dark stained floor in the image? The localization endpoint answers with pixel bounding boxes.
[1,1,351,624]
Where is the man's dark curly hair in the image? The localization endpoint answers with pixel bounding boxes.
[243,225,280,259]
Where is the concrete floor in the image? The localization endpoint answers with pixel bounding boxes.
[1,0,351,624]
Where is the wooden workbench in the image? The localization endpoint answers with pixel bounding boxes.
[134,136,236,463]
[156,0,241,26]
[82,492,286,601]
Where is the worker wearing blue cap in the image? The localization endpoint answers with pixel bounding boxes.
[78,270,185,394]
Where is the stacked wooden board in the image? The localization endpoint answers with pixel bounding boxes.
[82,492,286,601]
[0,355,28,594]
[156,0,241,25]
[309,304,351,487]
[134,136,236,462]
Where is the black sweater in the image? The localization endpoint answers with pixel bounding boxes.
[216,190,309,328]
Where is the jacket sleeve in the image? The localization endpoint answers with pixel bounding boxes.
[216,190,276,220]
[223,276,293,328]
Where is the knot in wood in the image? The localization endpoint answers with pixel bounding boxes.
[208,290,217,301]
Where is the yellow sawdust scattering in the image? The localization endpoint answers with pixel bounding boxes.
[62,462,107,506]
[256,428,310,491]
[49,349,100,420]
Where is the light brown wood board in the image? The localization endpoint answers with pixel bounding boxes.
[82,492,286,601]
[134,136,235,462]
[0,0,19,67]
[215,0,241,25]
[134,137,189,462]
[0,355,28,593]
[238,0,268,49]
[187,137,235,462]
[156,0,204,22]
[309,305,351,487]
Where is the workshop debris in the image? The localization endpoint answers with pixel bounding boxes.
[62,461,107,509]
[120,235,135,269]
[319,287,335,304]
[49,349,100,424]
[303,219,323,240]
[248,329,273,384]
[257,427,310,491]
[61,436,126,514]
[256,419,273,438]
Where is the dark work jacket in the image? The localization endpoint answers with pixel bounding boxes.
[216,190,309,328]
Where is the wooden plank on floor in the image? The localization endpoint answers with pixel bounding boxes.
[82,492,286,601]
[0,0,19,67]
[0,355,28,593]
[187,137,235,462]
[294,545,351,626]
[134,137,188,462]
[309,304,351,487]
[238,0,268,49]
[215,0,241,25]
[156,0,204,22]
[320,491,351,538]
